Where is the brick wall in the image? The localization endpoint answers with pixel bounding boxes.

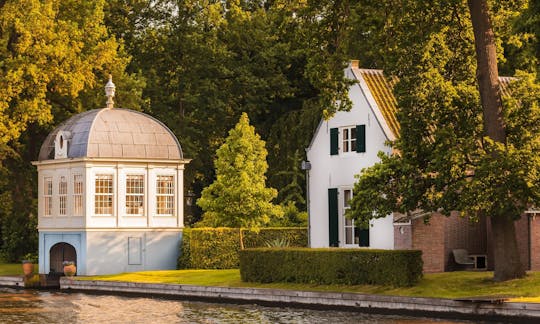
[515,216,530,270]
[394,213,412,250]
[530,215,540,270]
[402,212,533,273]
[444,212,487,271]
[412,214,445,273]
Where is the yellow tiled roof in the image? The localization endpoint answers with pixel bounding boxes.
[359,69,400,138]
[357,68,514,139]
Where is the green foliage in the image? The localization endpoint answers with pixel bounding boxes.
[178,227,307,269]
[0,0,141,262]
[197,113,283,228]
[347,1,540,226]
[267,201,307,227]
[0,0,130,144]
[180,228,241,270]
[107,1,352,224]
[22,252,37,263]
[241,227,307,249]
[264,237,290,248]
[24,274,40,288]
[240,248,423,287]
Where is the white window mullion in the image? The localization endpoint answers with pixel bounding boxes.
[44,177,53,216]
[95,174,113,215]
[58,176,67,216]
[156,175,175,216]
[73,174,83,216]
[126,175,144,216]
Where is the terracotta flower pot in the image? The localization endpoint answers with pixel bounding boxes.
[22,261,34,278]
[63,262,76,277]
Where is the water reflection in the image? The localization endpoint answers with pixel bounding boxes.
[0,287,479,323]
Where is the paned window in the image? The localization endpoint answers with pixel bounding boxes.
[73,174,83,216]
[343,189,356,245]
[44,177,53,216]
[342,127,357,153]
[95,174,113,215]
[126,175,144,215]
[59,176,67,215]
[156,175,174,215]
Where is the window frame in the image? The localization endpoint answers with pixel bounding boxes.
[94,174,114,216]
[44,176,53,217]
[342,188,358,246]
[340,126,357,154]
[125,174,145,216]
[155,175,175,216]
[58,176,68,216]
[73,174,83,216]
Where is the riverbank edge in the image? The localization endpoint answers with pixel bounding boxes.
[54,277,540,322]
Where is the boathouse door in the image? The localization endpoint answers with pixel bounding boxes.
[49,242,77,274]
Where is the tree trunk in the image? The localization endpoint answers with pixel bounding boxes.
[490,216,525,281]
[468,0,525,281]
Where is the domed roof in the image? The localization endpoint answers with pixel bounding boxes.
[38,108,183,161]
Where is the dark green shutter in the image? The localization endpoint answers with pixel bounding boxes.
[328,188,339,247]
[356,125,366,153]
[359,228,370,247]
[330,128,338,155]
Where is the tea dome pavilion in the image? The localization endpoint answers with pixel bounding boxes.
[33,77,189,275]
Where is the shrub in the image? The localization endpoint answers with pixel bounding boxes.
[239,248,423,287]
[241,227,306,248]
[178,227,307,269]
[181,228,240,269]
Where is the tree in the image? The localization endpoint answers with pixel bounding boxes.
[468,0,526,281]
[106,1,355,223]
[0,0,141,260]
[197,113,283,228]
[346,0,538,281]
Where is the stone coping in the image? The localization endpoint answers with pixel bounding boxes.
[0,276,24,288]
[59,278,540,322]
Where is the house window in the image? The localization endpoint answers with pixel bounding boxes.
[44,177,53,216]
[343,189,357,245]
[342,127,357,153]
[59,176,67,216]
[73,174,83,216]
[95,174,113,215]
[126,175,144,215]
[330,125,366,155]
[156,175,174,215]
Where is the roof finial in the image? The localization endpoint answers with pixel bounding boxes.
[105,74,116,109]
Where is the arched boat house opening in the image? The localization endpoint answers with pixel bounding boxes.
[49,242,77,275]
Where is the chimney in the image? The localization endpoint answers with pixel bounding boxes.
[350,60,360,69]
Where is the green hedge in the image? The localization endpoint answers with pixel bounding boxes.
[178,227,307,269]
[239,248,423,287]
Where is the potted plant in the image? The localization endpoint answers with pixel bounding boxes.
[21,253,37,278]
[63,261,76,277]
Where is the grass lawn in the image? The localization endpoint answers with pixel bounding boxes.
[0,263,26,276]
[81,269,540,301]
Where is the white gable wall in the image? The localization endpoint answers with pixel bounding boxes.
[307,68,394,249]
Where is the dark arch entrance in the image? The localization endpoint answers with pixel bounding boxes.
[49,242,77,275]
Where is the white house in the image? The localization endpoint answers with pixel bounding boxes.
[306,60,397,249]
[32,78,189,275]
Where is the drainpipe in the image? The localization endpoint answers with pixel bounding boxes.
[301,159,312,247]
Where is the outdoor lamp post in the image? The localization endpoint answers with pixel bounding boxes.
[301,160,311,247]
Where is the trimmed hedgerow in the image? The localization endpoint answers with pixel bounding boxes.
[239,248,423,287]
[178,227,307,269]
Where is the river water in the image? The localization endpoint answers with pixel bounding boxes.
[0,287,482,323]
